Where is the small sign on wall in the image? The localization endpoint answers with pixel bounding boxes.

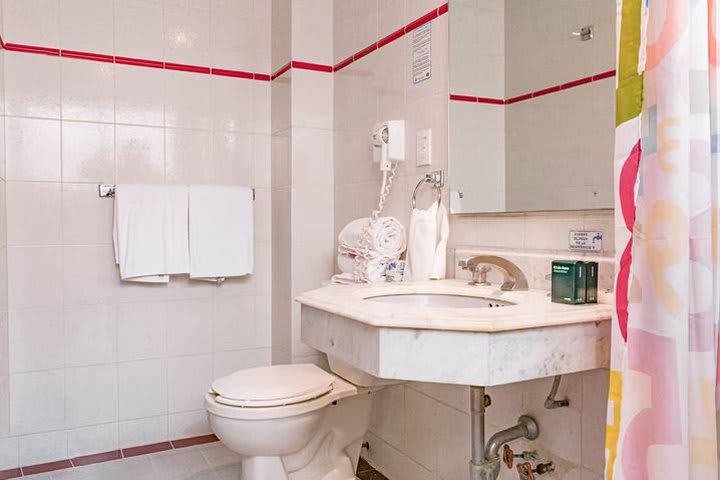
[412,23,432,84]
[569,231,603,252]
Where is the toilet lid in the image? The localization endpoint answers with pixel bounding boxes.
[211,364,335,407]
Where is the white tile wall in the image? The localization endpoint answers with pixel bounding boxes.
[0,0,273,468]
[270,0,335,366]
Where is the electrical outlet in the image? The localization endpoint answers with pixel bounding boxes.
[416,129,431,166]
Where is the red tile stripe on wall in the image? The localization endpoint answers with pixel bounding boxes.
[0,3,450,83]
[333,3,449,72]
[450,69,617,105]
[0,434,219,479]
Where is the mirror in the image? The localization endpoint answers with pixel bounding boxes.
[448,0,615,214]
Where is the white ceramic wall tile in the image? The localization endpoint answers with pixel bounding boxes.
[59,0,114,54]
[210,0,255,71]
[7,246,63,309]
[118,359,167,421]
[210,132,254,185]
[6,181,62,246]
[2,0,60,47]
[67,422,119,458]
[118,415,168,449]
[166,354,213,413]
[114,65,165,127]
[164,70,211,129]
[63,305,117,368]
[62,183,114,245]
[114,0,164,60]
[166,299,213,356]
[115,125,165,184]
[167,410,211,439]
[210,76,255,133]
[164,129,213,184]
[369,385,405,451]
[213,296,256,351]
[117,302,167,361]
[291,70,333,129]
[61,121,115,183]
[211,347,271,379]
[292,0,334,64]
[8,308,64,373]
[5,117,61,182]
[18,430,67,466]
[61,59,115,123]
[62,245,120,306]
[4,53,61,119]
[11,370,65,435]
[163,0,211,66]
[0,436,19,470]
[65,364,118,428]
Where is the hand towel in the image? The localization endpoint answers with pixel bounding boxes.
[113,184,190,283]
[189,185,253,281]
[430,203,449,280]
[337,217,406,259]
[403,202,438,282]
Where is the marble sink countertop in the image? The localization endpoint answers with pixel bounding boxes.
[295,279,613,333]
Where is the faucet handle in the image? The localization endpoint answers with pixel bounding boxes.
[458,259,468,269]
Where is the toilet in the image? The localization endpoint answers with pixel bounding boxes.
[205,361,381,480]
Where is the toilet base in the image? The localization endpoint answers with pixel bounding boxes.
[242,456,289,480]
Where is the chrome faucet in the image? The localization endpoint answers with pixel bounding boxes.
[458,255,529,291]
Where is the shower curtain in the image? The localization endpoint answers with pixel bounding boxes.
[606,0,720,478]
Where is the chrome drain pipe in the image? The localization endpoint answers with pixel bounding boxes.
[485,415,539,461]
[469,387,540,480]
[470,386,488,467]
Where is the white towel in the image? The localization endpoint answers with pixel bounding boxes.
[333,253,388,284]
[337,217,406,258]
[189,185,253,281]
[403,202,449,282]
[113,184,190,283]
[430,203,449,279]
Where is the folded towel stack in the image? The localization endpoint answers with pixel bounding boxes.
[113,184,253,283]
[333,217,406,283]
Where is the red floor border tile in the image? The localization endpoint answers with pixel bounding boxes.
[0,468,21,480]
[171,434,219,449]
[121,441,174,458]
[22,460,74,476]
[72,450,123,467]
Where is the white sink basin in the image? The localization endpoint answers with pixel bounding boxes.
[365,293,513,308]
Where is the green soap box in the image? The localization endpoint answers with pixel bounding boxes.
[585,261,598,304]
[551,260,587,304]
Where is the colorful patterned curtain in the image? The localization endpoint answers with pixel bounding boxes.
[606,0,720,477]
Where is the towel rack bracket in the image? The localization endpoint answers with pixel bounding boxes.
[99,184,116,198]
[98,184,256,200]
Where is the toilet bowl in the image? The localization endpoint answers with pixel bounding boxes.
[205,363,375,480]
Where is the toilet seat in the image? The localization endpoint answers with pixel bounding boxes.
[205,364,360,421]
[211,364,335,408]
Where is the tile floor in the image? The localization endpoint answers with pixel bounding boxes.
[17,443,388,480]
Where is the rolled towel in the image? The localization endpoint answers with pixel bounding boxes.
[336,253,388,283]
[338,217,406,258]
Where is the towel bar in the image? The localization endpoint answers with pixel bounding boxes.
[98,184,256,200]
